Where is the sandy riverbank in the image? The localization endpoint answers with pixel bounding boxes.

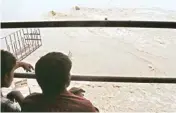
[1,7,176,112]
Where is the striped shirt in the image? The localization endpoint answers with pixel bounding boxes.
[1,93,21,112]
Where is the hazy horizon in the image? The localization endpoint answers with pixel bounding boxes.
[1,0,176,21]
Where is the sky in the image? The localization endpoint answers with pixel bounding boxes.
[1,0,176,21]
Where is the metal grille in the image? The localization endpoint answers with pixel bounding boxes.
[1,28,42,61]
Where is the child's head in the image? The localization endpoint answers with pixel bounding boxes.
[1,50,17,87]
[35,52,72,96]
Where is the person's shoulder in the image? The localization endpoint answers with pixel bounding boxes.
[25,93,42,98]
[71,93,92,104]
[82,99,99,112]
[21,93,43,112]
[23,93,42,103]
[78,98,99,112]
[68,94,98,112]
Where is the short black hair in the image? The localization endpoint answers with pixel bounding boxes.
[1,50,16,79]
[35,52,72,95]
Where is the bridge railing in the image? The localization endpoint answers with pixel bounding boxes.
[1,20,176,29]
[1,20,176,83]
[14,73,176,84]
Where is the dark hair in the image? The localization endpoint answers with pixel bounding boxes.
[35,52,72,95]
[1,50,16,79]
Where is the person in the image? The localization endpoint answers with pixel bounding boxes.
[21,52,99,112]
[1,50,34,112]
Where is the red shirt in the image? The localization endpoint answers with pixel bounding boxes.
[21,91,98,112]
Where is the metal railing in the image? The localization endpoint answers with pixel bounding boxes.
[1,20,176,29]
[1,20,176,83]
[14,73,176,84]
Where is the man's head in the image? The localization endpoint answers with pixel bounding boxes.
[35,52,72,96]
[1,50,17,87]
